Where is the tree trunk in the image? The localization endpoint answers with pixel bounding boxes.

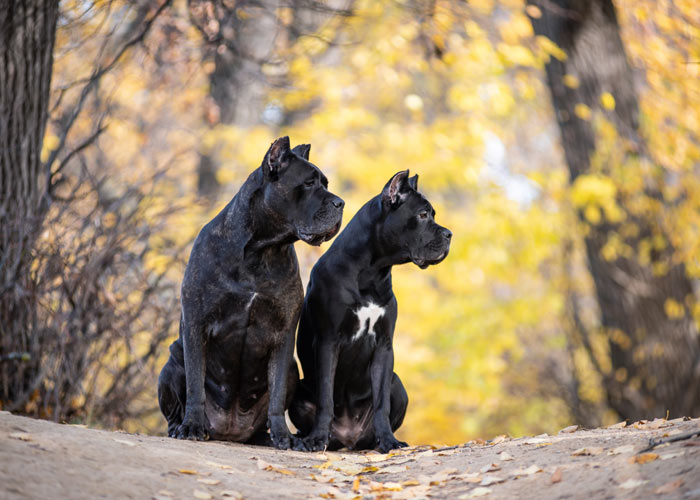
[529,0,700,419]
[190,0,281,196]
[0,0,59,408]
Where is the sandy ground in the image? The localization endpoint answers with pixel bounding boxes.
[1,411,699,499]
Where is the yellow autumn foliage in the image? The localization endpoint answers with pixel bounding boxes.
[47,0,700,443]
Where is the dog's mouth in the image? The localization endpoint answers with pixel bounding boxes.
[298,221,341,246]
[412,249,449,269]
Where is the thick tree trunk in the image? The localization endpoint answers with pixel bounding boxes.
[0,0,59,407]
[529,0,700,419]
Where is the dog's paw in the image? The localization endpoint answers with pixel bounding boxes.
[376,435,408,453]
[270,429,296,450]
[174,420,209,441]
[302,431,330,452]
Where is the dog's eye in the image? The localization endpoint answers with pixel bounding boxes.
[304,178,315,187]
[418,211,428,220]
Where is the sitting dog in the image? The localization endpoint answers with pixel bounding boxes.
[158,137,344,449]
[290,170,451,452]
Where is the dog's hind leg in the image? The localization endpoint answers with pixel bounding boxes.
[389,372,408,433]
[158,356,187,437]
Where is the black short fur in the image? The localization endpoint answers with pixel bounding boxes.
[158,137,343,449]
[290,170,451,452]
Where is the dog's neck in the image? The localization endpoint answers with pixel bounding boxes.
[339,197,410,295]
[222,168,298,257]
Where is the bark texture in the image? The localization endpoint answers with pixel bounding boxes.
[0,0,59,407]
[190,0,282,196]
[529,0,700,419]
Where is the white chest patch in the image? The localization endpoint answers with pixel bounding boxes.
[352,302,385,342]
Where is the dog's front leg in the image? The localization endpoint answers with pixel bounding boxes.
[268,327,304,450]
[176,313,209,440]
[370,343,408,453]
[302,336,338,451]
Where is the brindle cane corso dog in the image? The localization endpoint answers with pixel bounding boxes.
[158,137,343,449]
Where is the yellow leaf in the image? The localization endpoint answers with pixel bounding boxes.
[600,92,616,110]
[574,103,592,120]
[631,453,659,464]
[563,74,580,89]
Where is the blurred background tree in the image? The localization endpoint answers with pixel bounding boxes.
[1,0,698,443]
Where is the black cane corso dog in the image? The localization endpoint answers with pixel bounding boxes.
[290,170,451,452]
[158,137,344,449]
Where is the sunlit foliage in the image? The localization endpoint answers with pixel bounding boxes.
[44,0,700,442]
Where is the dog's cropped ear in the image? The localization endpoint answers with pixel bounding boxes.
[408,174,418,191]
[263,136,291,179]
[292,143,311,161]
[382,170,410,207]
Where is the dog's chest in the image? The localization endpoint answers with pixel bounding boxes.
[351,302,385,342]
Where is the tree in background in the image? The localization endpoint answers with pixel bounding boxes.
[0,0,188,428]
[189,0,351,196]
[1,0,60,410]
[528,0,700,420]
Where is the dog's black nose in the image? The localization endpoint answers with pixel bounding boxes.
[442,228,452,240]
[331,198,344,209]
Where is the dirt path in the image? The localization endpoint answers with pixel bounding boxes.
[1,411,699,499]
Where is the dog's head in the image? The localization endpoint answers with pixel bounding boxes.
[261,137,344,246]
[379,170,451,269]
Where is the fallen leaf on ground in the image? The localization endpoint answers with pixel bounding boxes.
[205,461,232,470]
[480,475,505,486]
[310,474,334,483]
[157,490,174,497]
[381,482,403,491]
[9,432,31,441]
[523,438,550,445]
[498,451,513,461]
[522,465,542,475]
[459,487,492,498]
[572,447,603,456]
[659,451,684,460]
[480,463,500,473]
[620,479,647,489]
[196,479,220,485]
[471,438,486,445]
[608,445,634,456]
[364,453,391,462]
[113,438,136,446]
[458,472,482,483]
[193,491,212,500]
[559,425,579,434]
[510,465,542,477]
[647,418,671,429]
[178,469,198,475]
[393,484,431,499]
[401,480,420,486]
[630,453,658,464]
[550,468,562,484]
[418,468,458,485]
[490,435,507,445]
[318,469,355,483]
[377,465,408,474]
[352,477,360,492]
[256,459,295,475]
[607,421,627,429]
[654,479,684,494]
[220,491,242,499]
